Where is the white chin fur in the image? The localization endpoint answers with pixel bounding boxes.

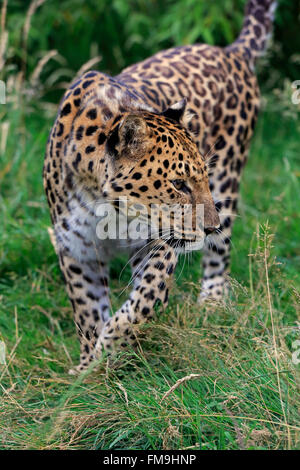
[177,240,205,253]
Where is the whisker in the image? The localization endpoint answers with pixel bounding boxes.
[204,136,221,162]
[119,238,170,295]
[176,248,187,281]
[117,231,171,283]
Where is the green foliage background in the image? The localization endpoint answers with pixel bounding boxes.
[4,0,300,102]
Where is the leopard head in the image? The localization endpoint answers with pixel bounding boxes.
[102,99,219,250]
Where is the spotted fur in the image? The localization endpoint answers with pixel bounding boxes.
[43,0,277,373]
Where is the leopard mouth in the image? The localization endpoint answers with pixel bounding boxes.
[167,235,205,252]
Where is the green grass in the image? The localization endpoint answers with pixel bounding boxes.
[0,97,299,450]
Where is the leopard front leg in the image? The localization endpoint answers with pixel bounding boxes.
[199,203,235,302]
[98,244,177,354]
[198,147,249,302]
[58,253,111,373]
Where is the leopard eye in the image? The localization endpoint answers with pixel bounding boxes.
[171,179,191,194]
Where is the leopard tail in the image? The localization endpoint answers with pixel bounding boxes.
[227,0,277,66]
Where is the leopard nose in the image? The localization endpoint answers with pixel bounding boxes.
[204,225,219,235]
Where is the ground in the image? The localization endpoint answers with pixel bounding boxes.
[0,95,299,450]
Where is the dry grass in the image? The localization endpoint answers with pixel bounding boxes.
[0,225,299,449]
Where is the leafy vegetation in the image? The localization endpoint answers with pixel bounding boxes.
[0,0,299,450]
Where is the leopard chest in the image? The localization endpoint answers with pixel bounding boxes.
[53,192,145,263]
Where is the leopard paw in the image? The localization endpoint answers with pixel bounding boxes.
[198,276,229,304]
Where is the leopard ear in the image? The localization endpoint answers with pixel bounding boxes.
[161,98,187,123]
[106,114,149,158]
[119,114,148,146]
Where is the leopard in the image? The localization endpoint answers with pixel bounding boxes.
[43,0,277,374]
